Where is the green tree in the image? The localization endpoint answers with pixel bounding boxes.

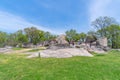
[78,33,87,42]
[6,33,18,46]
[0,31,7,47]
[14,30,28,47]
[43,32,51,41]
[87,31,96,36]
[65,29,78,42]
[92,16,117,37]
[24,27,45,45]
[43,32,57,41]
[105,25,120,48]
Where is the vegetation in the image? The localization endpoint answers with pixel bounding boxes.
[65,29,86,43]
[104,25,120,48]
[27,47,46,52]
[65,29,78,42]
[0,50,120,80]
[0,31,7,47]
[91,16,117,37]
[92,16,120,48]
[0,27,57,47]
[0,16,120,48]
[27,49,41,52]
[12,47,24,50]
[24,27,44,45]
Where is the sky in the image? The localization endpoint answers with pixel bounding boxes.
[0,0,120,34]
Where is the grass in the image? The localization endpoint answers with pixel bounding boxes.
[27,49,41,52]
[0,50,120,80]
[12,47,24,50]
[27,47,46,52]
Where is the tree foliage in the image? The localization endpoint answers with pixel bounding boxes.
[78,33,86,42]
[92,16,117,37]
[0,31,7,47]
[105,25,120,48]
[65,29,78,42]
[0,27,57,47]
[65,29,86,43]
[92,16,120,48]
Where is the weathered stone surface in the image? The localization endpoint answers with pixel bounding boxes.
[0,48,12,53]
[102,46,111,51]
[82,37,109,53]
[0,47,12,53]
[46,35,70,50]
[47,44,70,50]
[98,37,107,47]
[27,48,93,58]
[90,46,105,53]
[56,35,68,44]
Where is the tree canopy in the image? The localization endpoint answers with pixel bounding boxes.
[92,16,117,37]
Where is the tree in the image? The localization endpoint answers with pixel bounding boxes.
[105,25,120,48]
[43,32,57,41]
[87,31,96,36]
[24,27,43,45]
[92,16,117,37]
[78,33,86,42]
[15,30,28,47]
[43,32,51,41]
[0,31,7,47]
[6,33,18,46]
[65,29,78,42]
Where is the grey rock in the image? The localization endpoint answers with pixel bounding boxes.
[27,48,93,58]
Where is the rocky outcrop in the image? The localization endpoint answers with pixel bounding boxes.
[0,46,13,53]
[98,37,108,47]
[56,35,68,44]
[27,48,93,58]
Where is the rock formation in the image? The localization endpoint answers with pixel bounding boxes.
[56,34,68,44]
[47,35,69,50]
[27,48,93,58]
[98,37,107,47]
[83,37,109,53]
[27,36,109,58]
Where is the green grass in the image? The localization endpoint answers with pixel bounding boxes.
[27,47,46,52]
[27,49,41,52]
[12,47,24,50]
[0,50,120,80]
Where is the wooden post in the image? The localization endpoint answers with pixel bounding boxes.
[38,52,40,58]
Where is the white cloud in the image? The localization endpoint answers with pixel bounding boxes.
[89,0,120,22]
[0,11,55,33]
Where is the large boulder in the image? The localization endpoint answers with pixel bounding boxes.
[85,35,97,43]
[0,46,13,53]
[47,35,70,50]
[47,44,70,50]
[27,48,93,58]
[90,46,105,53]
[84,37,109,53]
[98,37,108,47]
[22,43,34,48]
[56,35,68,44]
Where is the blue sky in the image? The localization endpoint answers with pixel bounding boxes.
[0,0,120,34]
